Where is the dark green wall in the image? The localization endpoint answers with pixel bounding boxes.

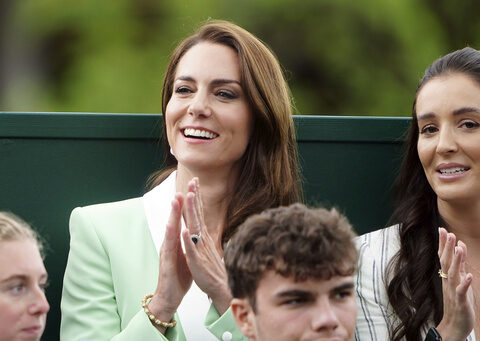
[0,113,410,340]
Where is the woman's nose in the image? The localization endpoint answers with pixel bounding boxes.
[28,287,50,315]
[187,90,212,118]
[436,126,458,154]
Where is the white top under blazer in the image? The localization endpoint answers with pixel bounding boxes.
[144,171,215,340]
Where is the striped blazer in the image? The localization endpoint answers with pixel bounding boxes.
[354,225,475,341]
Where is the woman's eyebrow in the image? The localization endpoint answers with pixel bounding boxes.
[210,78,241,86]
[0,274,27,283]
[417,112,436,121]
[452,107,480,116]
[174,76,241,86]
[418,107,480,121]
[175,76,195,82]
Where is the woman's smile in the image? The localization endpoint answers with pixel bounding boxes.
[165,42,252,173]
[416,72,480,203]
[436,162,470,181]
[182,127,219,140]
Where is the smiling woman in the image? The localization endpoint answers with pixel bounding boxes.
[61,20,301,341]
[0,212,49,341]
[165,42,252,177]
[355,47,480,341]
[416,73,480,203]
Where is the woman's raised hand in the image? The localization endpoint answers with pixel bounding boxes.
[181,178,232,314]
[436,227,474,341]
[148,193,192,333]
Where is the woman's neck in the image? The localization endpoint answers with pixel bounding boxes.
[175,164,239,243]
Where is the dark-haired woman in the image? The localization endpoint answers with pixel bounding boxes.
[61,20,301,340]
[355,47,480,341]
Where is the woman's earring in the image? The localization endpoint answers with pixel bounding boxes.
[170,147,175,157]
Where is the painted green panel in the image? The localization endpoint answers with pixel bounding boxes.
[0,112,410,340]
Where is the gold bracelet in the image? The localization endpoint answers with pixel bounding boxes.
[142,294,177,328]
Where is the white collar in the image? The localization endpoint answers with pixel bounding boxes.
[143,170,185,253]
[142,171,216,340]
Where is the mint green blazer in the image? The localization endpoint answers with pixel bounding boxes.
[60,197,245,340]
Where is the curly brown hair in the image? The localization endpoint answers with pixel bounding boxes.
[224,203,357,310]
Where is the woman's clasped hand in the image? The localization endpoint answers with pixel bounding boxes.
[149,178,233,333]
[180,179,232,315]
[148,193,191,333]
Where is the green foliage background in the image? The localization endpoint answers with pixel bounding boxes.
[1,0,480,116]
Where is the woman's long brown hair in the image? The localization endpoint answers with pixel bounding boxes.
[147,20,302,246]
[387,47,480,340]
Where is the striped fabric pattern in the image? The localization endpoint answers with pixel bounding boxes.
[354,225,475,341]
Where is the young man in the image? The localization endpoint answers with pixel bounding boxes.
[224,203,358,341]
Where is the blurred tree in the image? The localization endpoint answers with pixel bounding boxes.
[424,0,480,50]
[229,0,446,115]
[0,0,479,115]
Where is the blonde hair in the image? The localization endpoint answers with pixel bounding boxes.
[0,211,43,256]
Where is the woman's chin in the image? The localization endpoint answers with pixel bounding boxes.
[436,190,480,205]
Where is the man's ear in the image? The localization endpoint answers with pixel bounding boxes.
[231,298,256,340]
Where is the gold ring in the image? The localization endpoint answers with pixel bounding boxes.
[438,269,448,279]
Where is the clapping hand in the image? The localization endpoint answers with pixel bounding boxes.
[436,227,474,341]
[148,194,193,333]
[181,178,232,314]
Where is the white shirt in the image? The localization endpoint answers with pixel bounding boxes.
[143,171,216,340]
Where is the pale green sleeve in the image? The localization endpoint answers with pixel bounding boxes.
[205,305,248,340]
[60,207,184,341]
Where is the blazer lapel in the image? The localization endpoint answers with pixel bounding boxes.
[143,171,181,254]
